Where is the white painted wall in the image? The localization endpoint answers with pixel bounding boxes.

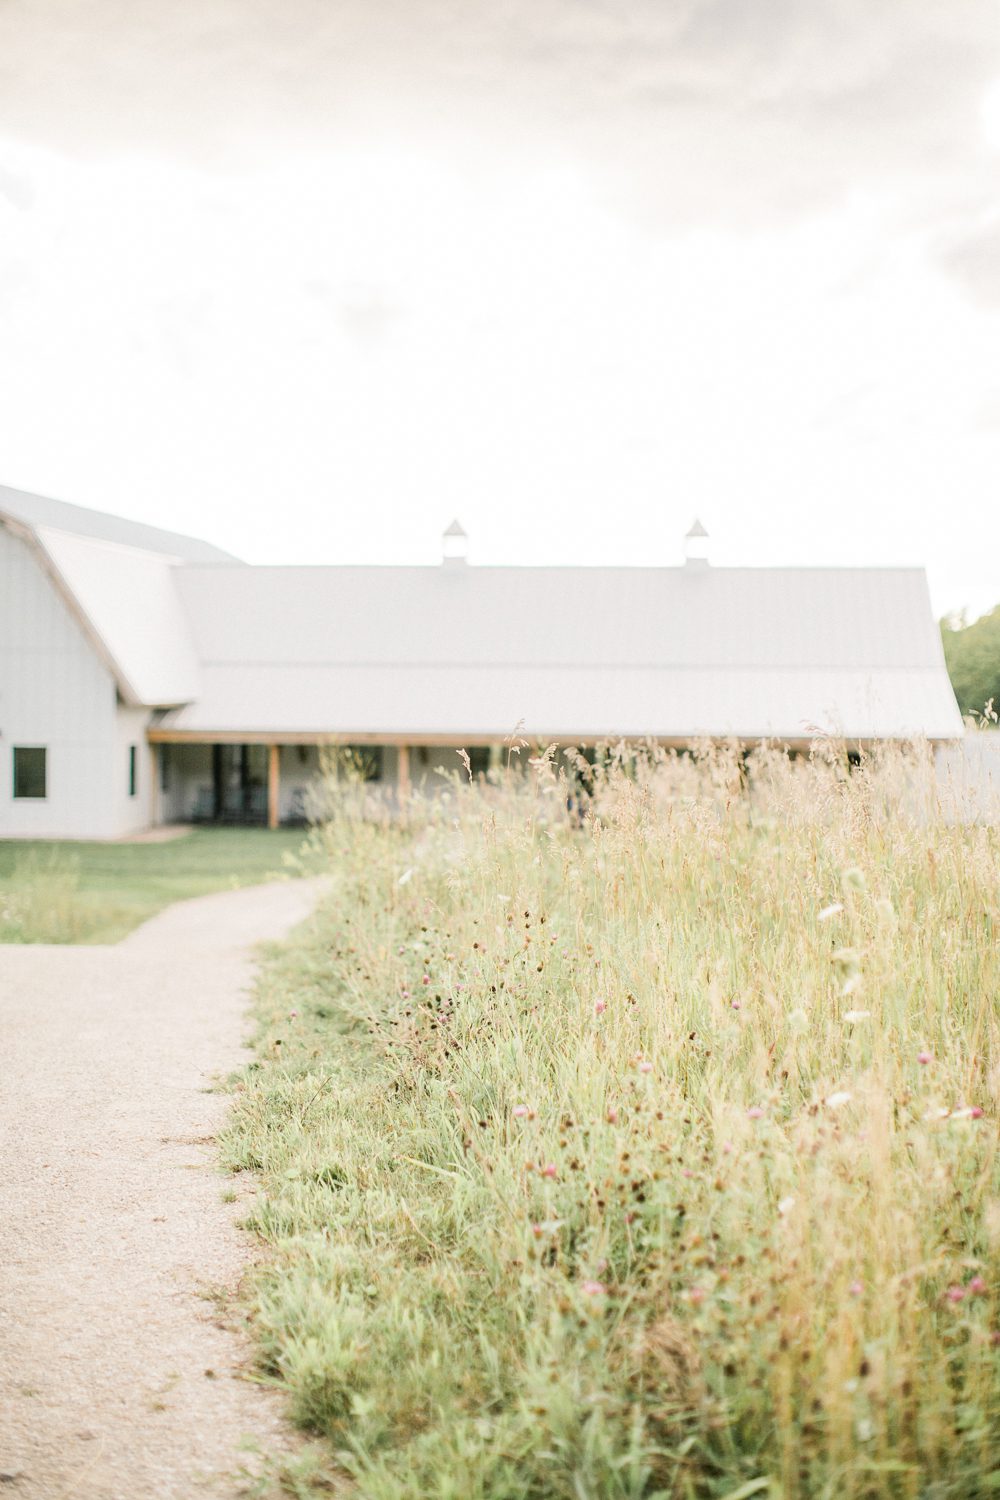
[114,701,155,836]
[935,734,1000,824]
[0,524,124,838]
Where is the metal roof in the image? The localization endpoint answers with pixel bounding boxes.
[0,489,207,705]
[161,562,963,741]
[36,526,200,707]
[0,484,240,564]
[2,488,963,739]
[153,663,961,741]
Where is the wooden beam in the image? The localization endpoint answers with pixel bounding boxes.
[267,743,280,829]
[144,728,913,754]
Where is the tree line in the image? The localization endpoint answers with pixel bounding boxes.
[940,605,1000,722]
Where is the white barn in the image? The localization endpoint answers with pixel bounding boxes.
[0,485,963,839]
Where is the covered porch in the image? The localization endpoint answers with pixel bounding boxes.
[146,733,487,828]
[149,738,346,828]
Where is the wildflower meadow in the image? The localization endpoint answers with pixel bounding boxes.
[225,742,999,1499]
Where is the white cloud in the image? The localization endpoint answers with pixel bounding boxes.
[0,4,999,619]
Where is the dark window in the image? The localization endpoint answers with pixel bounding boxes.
[129,745,138,797]
[345,745,383,781]
[13,746,47,799]
[467,747,492,778]
[159,747,170,793]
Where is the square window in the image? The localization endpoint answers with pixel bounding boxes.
[13,746,47,799]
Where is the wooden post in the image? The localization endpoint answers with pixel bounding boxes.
[268,743,280,829]
[397,744,410,805]
[150,745,160,829]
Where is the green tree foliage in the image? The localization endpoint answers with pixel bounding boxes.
[940,605,1000,719]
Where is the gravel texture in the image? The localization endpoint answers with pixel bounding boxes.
[0,877,326,1499]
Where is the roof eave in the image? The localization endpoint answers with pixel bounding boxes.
[146,727,965,747]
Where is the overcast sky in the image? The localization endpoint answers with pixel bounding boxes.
[1,1,999,616]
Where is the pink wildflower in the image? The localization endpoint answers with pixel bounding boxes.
[512,1105,529,1119]
[688,1286,706,1305]
[747,1106,765,1119]
[422,975,431,986]
[580,1280,606,1296]
[595,999,606,1015]
[968,1275,987,1296]
[848,1280,864,1297]
[638,1060,653,1075]
[917,1051,932,1065]
[541,1164,557,1180]
[946,1285,965,1304]
[606,1107,618,1124]
[731,999,741,1010]
[971,1106,984,1118]
[288,1010,298,1019]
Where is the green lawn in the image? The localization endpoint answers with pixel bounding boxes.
[0,828,312,944]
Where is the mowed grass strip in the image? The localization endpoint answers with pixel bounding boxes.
[225,746,1000,1500]
[0,828,309,944]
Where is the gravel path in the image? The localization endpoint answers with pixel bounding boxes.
[0,877,326,1500]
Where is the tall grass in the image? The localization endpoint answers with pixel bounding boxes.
[0,850,105,943]
[226,742,999,1499]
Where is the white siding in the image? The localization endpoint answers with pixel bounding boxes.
[113,702,155,836]
[935,735,1000,825]
[0,525,118,837]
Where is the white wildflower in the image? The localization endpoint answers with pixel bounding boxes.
[818,903,844,922]
[826,1091,852,1110]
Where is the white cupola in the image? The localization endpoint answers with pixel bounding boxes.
[442,518,468,565]
[684,518,709,567]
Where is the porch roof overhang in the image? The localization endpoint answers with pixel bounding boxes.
[145,661,964,747]
[147,728,932,754]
